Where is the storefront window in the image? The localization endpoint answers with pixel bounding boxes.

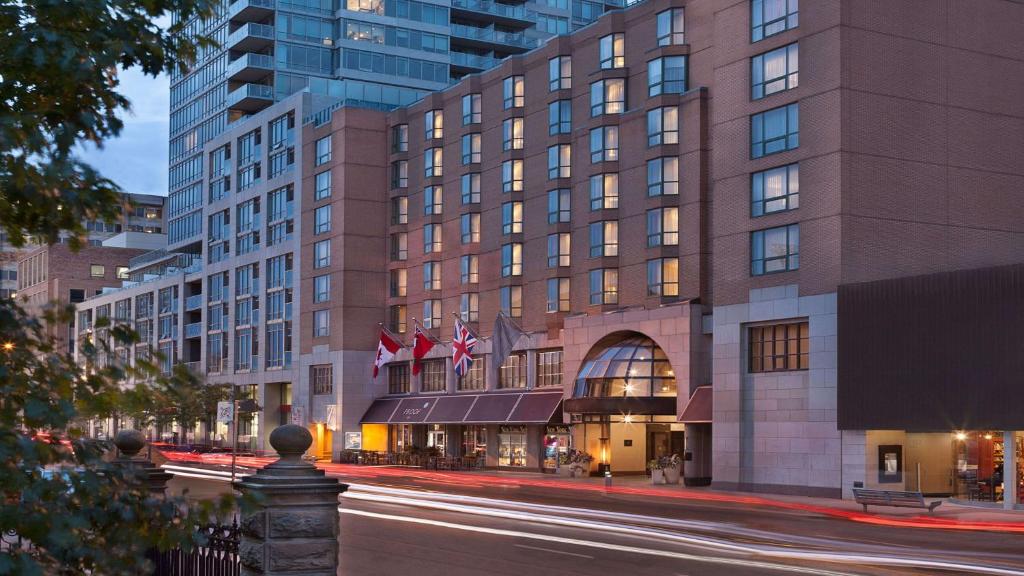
[498,426,528,467]
[390,424,414,452]
[462,425,487,457]
[427,424,446,453]
[544,425,572,469]
[953,431,1024,504]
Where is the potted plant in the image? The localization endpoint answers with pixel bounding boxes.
[663,454,682,484]
[649,459,666,484]
[566,449,594,478]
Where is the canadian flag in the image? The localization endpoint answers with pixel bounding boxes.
[373,329,402,378]
[411,325,435,376]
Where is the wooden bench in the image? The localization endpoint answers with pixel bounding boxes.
[852,488,942,513]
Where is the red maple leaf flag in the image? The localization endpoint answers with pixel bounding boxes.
[373,328,402,378]
[411,325,435,376]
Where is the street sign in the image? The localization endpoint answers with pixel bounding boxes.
[216,401,233,424]
[325,404,338,431]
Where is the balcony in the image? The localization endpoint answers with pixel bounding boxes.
[227,23,274,52]
[228,0,274,23]
[450,51,500,73]
[184,322,203,339]
[227,52,274,83]
[450,0,535,27]
[448,24,536,51]
[227,83,273,113]
[185,294,203,312]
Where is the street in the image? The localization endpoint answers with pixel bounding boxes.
[165,462,1024,576]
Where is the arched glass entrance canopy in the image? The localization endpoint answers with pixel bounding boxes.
[573,334,676,398]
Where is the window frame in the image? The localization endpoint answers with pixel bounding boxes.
[748,321,809,373]
[647,106,679,147]
[648,56,688,97]
[547,144,571,179]
[751,43,799,100]
[588,268,619,305]
[656,8,685,46]
[751,102,799,158]
[503,75,525,109]
[549,55,571,91]
[751,223,799,275]
[589,220,619,257]
[647,157,679,196]
[462,93,482,125]
[547,188,571,223]
[647,257,679,297]
[752,0,799,43]
[752,163,799,217]
[589,125,620,163]
[599,33,624,69]
[589,173,619,210]
[590,79,625,116]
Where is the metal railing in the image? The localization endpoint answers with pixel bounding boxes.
[151,520,240,576]
[451,0,534,21]
[450,51,500,70]
[227,53,274,77]
[184,322,202,339]
[227,22,274,47]
[185,294,204,311]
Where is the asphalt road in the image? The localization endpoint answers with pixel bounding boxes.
[165,469,1024,576]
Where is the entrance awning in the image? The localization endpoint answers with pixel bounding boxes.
[679,386,712,423]
[359,392,564,425]
[563,396,676,415]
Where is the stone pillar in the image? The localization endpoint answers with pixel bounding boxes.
[112,429,174,496]
[1005,431,1017,510]
[235,424,347,575]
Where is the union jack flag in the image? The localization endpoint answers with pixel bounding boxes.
[452,318,478,377]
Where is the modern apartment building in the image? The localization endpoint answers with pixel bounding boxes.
[80,0,1024,504]
[165,0,631,259]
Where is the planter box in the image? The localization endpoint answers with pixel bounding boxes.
[651,469,666,484]
[664,465,681,484]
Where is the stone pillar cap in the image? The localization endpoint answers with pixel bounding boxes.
[114,429,146,459]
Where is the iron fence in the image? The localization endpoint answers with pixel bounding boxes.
[151,520,240,576]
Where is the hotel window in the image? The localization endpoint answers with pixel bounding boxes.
[423,261,441,291]
[503,75,524,109]
[424,147,443,177]
[314,274,331,302]
[315,135,331,166]
[391,160,408,188]
[312,365,333,395]
[461,173,481,204]
[647,207,679,247]
[500,285,522,318]
[458,356,485,390]
[90,264,105,278]
[116,266,129,280]
[315,171,331,200]
[390,305,407,334]
[752,43,799,99]
[599,33,624,69]
[313,309,330,337]
[391,196,408,224]
[462,93,481,125]
[423,185,443,215]
[462,133,481,164]
[752,0,799,42]
[749,321,809,372]
[657,8,685,46]
[648,56,687,96]
[546,277,570,313]
[501,243,523,277]
[548,188,571,223]
[549,55,571,91]
[502,201,523,235]
[503,159,524,191]
[590,79,625,116]
[423,223,442,253]
[547,144,571,179]
[390,268,407,297]
[589,221,618,257]
[388,362,410,394]
[460,292,479,322]
[589,173,619,210]
[751,103,799,158]
[390,232,408,261]
[751,223,799,275]
[503,118,524,151]
[647,157,679,196]
[536,350,563,386]
[752,163,799,216]
[314,239,330,268]
[419,358,444,389]
[499,352,527,388]
[422,299,441,329]
[647,258,679,297]
[589,126,619,163]
[392,123,408,152]
[460,254,479,284]
[347,0,383,14]
[548,100,572,135]
[647,106,679,146]
[588,268,618,305]
[547,233,571,268]
[314,205,331,235]
[461,212,481,244]
[424,109,443,140]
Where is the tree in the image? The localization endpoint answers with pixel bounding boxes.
[0,0,243,572]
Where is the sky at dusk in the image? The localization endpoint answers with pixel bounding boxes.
[78,68,170,197]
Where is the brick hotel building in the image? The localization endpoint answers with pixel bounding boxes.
[76,0,1024,503]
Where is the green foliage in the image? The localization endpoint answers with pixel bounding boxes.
[0,0,216,247]
[0,0,247,571]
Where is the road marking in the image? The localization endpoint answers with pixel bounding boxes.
[340,507,854,576]
[513,544,594,559]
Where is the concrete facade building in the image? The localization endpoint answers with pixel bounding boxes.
[77,0,1024,504]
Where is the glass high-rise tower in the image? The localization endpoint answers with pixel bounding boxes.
[166,0,630,254]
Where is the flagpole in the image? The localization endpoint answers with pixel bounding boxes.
[451,312,482,341]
